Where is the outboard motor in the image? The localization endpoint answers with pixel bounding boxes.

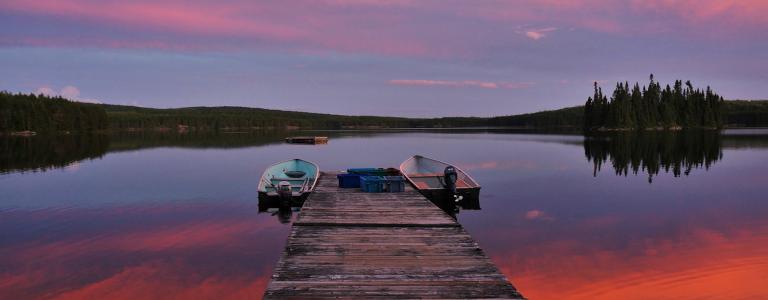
[444,166,463,203]
[277,181,293,208]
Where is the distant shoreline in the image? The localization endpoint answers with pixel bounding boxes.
[5,126,768,138]
[2,91,768,134]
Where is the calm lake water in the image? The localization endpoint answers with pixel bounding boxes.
[2,129,767,299]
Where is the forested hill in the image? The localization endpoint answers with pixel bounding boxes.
[723,100,768,127]
[1,91,767,133]
[0,91,108,133]
[101,104,489,130]
[104,100,764,130]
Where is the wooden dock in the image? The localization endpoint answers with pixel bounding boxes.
[264,172,524,299]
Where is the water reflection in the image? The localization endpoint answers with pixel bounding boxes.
[584,130,723,182]
[257,197,305,224]
[0,131,290,175]
[423,193,481,218]
[0,201,288,299]
[2,129,768,299]
[0,134,109,174]
[108,131,285,152]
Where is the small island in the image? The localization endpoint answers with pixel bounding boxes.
[584,75,724,131]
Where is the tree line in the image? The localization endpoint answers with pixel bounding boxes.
[0,91,108,132]
[2,88,767,133]
[584,75,724,130]
[723,100,768,127]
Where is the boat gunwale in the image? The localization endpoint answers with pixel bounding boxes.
[399,155,481,191]
[257,158,320,196]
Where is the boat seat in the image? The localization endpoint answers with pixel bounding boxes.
[412,179,472,189]
[271,177,307,182]
[410,173,443,177]
[284,170,306,178]
[413,182,430,189]
[456,179,472,188]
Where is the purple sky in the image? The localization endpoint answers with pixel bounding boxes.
[1,0,767,117]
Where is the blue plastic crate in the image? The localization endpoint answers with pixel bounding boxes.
[383,176,406,192]
[337,173,361,188]
[347,168,384,175]
[360,176,385,193]
[347,168,401,176]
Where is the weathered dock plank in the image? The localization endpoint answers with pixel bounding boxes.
[264,172,524,299]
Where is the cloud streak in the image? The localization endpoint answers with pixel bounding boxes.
[389,79,533,89]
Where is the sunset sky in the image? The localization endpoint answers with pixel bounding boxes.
[1,0,766,117]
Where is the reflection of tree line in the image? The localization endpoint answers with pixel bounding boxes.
[0,132,289,174]
[0,134,110,174]
[584,130,723,183]
[106,131,286,153]
[3,130,764,176]
[4,130,427,174]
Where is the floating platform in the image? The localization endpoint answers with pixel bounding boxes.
[264,172,524,299]
[285,136,328,144]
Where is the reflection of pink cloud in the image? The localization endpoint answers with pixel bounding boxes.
[524,210,555,221]
[389,79,533,89]
[497,228,768,300]
[15,219,275,262]
[525,210,542,219]
[457,160,539,171]
[51,261,270,300]
[486,211,768,300]
[0,204,286,299]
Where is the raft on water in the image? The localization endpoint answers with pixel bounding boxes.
[285,136,328,144]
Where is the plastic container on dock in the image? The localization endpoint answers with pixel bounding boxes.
[360,176,385,193]
[383,176,406,192]
[347,168,382,175]
[347,168,401,176]
[337,173,361,188]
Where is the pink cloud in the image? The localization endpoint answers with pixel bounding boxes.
[323,0,415,6]
[34,85,100,103]
[631,0,768,25]
[0,0,434,56]
[1,0,766,57]
[2,0,306,39]
[389,79,533,89]
[519,27,558,40]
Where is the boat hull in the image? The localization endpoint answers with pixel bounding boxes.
[399,155,481,205]
[416,187,480,204]
[258,191,308,209]
[257,159,320,201]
